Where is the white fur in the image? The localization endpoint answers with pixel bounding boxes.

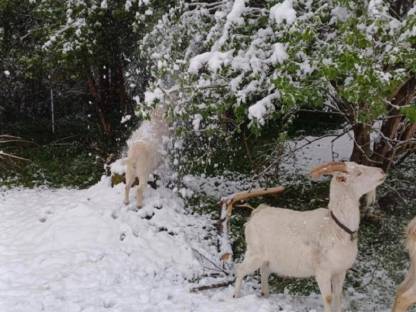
[124,108,169,208]
[234,162,385,312]
[365,189,377,207]
[392,217,416,312]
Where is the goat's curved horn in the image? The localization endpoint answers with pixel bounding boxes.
[310,162,348,179]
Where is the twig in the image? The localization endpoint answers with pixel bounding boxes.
[190,279,235,293]
[48,135,79,145]
[383,183,408,205]
[192,248,229,275]
[0,151,30,162]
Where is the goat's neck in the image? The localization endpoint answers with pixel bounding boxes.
[328,183,360,231]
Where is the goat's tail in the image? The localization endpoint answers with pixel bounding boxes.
[122,158,135,167]
[406,217,416,263]
[250,204,270,217]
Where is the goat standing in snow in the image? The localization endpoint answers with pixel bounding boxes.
[392,217,416,312]
[234,161,385,312]
[123,107,169,208]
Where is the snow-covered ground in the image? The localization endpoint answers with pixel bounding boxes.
[0,177,327,312]
[1,126,405,311]
[0,130,402,311]
[282,130,353,175]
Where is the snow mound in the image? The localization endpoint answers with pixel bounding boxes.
[0,178,309,311]
[109,158,126,175]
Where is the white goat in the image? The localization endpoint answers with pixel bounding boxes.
[234,161,385,312]
[123,108,169,208]
[392,217,416,312]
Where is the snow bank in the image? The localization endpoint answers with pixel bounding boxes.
[109,158,126,175]
[0,181,202,311]
[0,178,313,312]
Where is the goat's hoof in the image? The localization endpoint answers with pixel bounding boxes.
[123,200,129,206]
[128,206,139,212]
[260,292,269,298]
[233,294,240,299]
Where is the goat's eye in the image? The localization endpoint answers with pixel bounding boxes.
[356,171,362,176]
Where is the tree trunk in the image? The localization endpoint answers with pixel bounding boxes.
[371,77,416,170]
[87,61,130,137]
[350,123,372,165]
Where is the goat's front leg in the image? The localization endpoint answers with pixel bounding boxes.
[233,253,261,298]
[260,261,271,297]
[316,271,333,312]
[331,271,346,312]
[393,289,416,312]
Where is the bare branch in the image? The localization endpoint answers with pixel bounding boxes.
[190,280,235,293]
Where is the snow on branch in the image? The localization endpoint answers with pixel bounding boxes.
[248,93,280,125]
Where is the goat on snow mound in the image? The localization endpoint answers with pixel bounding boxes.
[123,108,169,208]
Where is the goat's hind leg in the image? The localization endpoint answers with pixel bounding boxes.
[135,173,148,209]
[124,170,135,205]
[233,252,261,298]
[260,261,271,297]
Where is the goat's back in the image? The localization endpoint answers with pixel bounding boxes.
[128,119,168,148]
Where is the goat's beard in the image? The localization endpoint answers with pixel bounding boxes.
[364,189,377,208]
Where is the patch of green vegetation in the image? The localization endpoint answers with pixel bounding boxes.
[1,115,137,189]
[178,111,346,179]
[0,142,104,188]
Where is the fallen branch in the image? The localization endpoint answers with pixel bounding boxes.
[190,279,235,293]
[0,151,30,162]
[220,186,285,221]
[218,186,285,263]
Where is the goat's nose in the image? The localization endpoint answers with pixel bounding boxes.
[379,168,385,175]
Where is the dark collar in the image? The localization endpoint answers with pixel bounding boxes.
[330,211,358,241]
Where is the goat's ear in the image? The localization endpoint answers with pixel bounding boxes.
[336,175,347,183]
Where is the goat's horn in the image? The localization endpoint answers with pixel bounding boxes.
[310,162,348,179]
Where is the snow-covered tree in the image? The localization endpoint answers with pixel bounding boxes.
[142,0,416,171]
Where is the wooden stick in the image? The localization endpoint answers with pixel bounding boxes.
[218,186,284,263]
[220,186,285,220]
[190,280,235,293]
[0,151,30,162]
